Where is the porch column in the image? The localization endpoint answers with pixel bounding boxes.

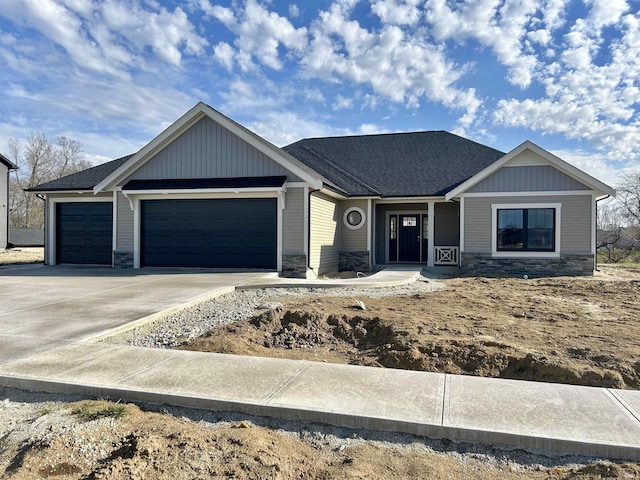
[427,201,435,267]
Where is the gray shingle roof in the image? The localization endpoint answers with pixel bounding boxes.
[26,154,134,192]
[26,131,506,197]
[283,131,505,197]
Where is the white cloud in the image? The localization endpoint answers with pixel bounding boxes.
[0,0,207,80]
[203,0,307,71]
[332,95,354,110]
[302,3,481,126]
[289,4,300,18]
[494,7,640,161]
[371,0,422,25]
[213,42,235,71]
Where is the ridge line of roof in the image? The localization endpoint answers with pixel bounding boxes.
[300,145,383,196]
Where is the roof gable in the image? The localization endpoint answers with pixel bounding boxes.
[445,141,616,199]
[284,131,506,197]
[95,102,323,193]
[121,116,301,184]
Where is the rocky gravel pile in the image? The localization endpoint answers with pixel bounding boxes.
[103,276,442,349]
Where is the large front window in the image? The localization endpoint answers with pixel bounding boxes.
[497,208,555,251]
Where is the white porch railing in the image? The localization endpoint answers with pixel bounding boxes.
[434,246,459,266]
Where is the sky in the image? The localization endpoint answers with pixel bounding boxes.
[0,0,638,186]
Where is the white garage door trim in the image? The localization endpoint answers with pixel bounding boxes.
[127,191,284,270]
[47,196,115,266]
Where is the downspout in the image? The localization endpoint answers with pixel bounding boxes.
[594,195,610,272]
[4,169,9,248]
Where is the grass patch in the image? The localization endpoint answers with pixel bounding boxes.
[71,401,128,421]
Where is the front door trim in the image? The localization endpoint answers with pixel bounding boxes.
[385,209,428,263]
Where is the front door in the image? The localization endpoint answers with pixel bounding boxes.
[398,214,420,262]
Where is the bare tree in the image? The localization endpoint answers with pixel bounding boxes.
[8,134,91,229]
[597,203,633,263]
[616,172,640,231]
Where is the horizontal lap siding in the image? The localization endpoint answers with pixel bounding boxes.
[127,117,300,181]
[464,195,592,254]
[283,187,304,253]
[341,199,368,251]
[116,191,134,251]
[310,193,339,274]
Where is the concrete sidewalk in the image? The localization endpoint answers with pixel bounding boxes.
[1,342,639,461]
[238,265,422,289]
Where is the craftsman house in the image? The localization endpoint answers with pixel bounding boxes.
[28,102,615,277]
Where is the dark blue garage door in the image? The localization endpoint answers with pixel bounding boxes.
[141,198,277,269]
[57,202,113,265]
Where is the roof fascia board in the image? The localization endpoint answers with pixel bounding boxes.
[0,154,18,170]
[95,102,323,193]
[122,186,286,195]
[376,196,447,203]
[445,141,616,200]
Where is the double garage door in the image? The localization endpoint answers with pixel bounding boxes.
[141,198,276,269]
[56,199,276,269]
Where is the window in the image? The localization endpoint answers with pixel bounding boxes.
[343,207,365,229]
[390,216,397,239]
[497,208,555,251]
[402,216,416,227]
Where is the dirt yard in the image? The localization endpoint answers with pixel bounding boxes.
[2,265,639,479]
[2,393,638,480]
[182,265,640,390]
[0,247,44,265]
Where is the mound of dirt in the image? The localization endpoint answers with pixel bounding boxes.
[3,398,638,480]
[181,274,640,389]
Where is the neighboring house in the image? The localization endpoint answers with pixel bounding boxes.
[1,153,18,250]
[27,102,615,277]
[9,227,45,247]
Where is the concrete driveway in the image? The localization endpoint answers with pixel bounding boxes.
[0,265,269,363]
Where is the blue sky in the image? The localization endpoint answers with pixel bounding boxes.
[0,0,638,185]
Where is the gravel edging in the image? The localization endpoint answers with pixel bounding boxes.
[102,276,443,349]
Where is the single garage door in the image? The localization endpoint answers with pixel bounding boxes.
[57,202,113,265]
[141,198,277,269]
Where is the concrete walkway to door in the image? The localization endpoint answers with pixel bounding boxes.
[0,265,269,364]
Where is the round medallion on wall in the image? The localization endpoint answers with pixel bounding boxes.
[344,207,365,230]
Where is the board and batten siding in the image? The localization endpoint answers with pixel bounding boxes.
[124,117,301,182]
[468,165,589,193]
[309,192,340,274]
[340,199,368,251]
[434,202,459,246]
[282,187,305,253]
[116,191,134,251]
[463,195,592,254]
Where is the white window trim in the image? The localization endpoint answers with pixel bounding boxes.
[343,206,366,230]
[491,203,562,259]
[47,195,114,266]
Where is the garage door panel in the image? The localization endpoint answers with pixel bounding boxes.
[141,198,277,269]
[57,202,112,265]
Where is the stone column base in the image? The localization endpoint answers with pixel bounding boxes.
[281,253,307,278]
[113,250,134,268]
[339,251,371,272]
